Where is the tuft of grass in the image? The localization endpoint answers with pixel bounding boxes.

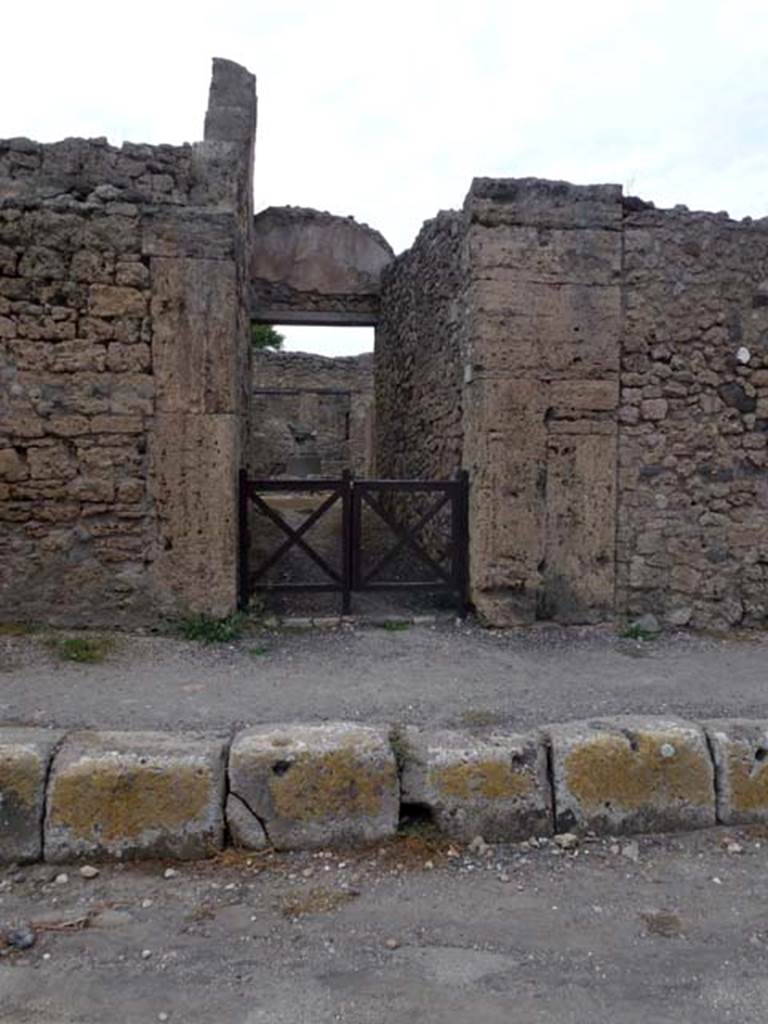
[379,827,452,868]
[248,644,269,657]
[459,709,505,729]
[277,886,357,919]
[621,624,657,642]
[0,622,39,637]
[45,634,114,664]
[382,620,410,632]
[641,910,684,938]
[389,723,412,771]
[175,612,246,644]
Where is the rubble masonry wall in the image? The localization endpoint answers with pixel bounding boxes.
[0,59,256,625]
[376,179,768,630]
[250,349,374,477]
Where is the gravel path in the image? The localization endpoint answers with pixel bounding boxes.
[1,827,767,1022]
[1,620,767,733]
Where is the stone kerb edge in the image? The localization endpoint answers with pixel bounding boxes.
[2,716,768,864]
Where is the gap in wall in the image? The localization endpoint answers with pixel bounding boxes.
[278,325,374,358]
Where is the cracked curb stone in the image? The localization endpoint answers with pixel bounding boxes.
[547,717,716,836]
[44,732,227,862]
[398,727,551,841]
[0,729,63,864]
[226,792,269,850]
[704,719,768,824]
[227,723,398,850]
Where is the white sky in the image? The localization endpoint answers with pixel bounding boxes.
[3,0,768,355]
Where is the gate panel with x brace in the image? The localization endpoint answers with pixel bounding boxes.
[238,470,469,617]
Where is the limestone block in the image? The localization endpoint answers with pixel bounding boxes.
[548,717,715,835]
[704,720,768,824]
[147,412,239,616]
[89,284,147,317]
[0,448,28,482]
[150,257,240,415]
[641,398,668,421]
[227,723,399,850]
[466,178,624,231]
[543,429,617,622]
[399,728,551,841]
[0,729,63,863]
[45,732,227,861]
[142,209,237,260]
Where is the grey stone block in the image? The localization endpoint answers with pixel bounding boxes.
[547,717,716,836]
[44,731,227,862]
[0,728,63,863]
[399,727,551,841]
[227,723,398,850]
[704,719,768,824]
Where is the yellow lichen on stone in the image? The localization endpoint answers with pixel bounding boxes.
[0,750,40,809]
[564,732,712,810]
[49,761,212,841]
[726,750,768,813]
[431,759,534,801]
[270,749,394,822]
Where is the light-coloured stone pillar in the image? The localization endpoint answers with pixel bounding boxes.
[462,179,623,624]
[146,59,256,617]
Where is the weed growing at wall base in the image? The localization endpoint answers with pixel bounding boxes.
[175,613,246,644]
[45,634,115,664]
[620,624,658,642]
[382,620,410,632]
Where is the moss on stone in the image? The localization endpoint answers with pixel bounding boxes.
[0,750,41,809]
[49,761,212,841]
[563,732,712,811]
[270,748,394,823]
[430,758,534,801]
[727,749,768,813]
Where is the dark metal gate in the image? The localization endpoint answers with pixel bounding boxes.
[238,470,469,616]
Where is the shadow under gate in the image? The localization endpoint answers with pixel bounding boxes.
[238,470,469,617]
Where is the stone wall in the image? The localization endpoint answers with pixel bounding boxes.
[618,206,768,630]
[461,180,622,626]
[0,58,255,625]
[250,349,374,477]
[251,207,393,325]
[376,178,768,630]
[375,211,468,482]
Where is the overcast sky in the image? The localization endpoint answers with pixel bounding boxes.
[3,0,767,355]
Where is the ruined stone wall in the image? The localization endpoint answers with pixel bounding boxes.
[376,177,768,630]
[375,211,468,481]
[461,180,622,626]
[0,59,255,625]
[251,207,393,324]
[618,207,768,630]
[250,349,373,477]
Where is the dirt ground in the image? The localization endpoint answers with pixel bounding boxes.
[2,826,768,1023]
[3,621,768,1021]
[1,619,767,734]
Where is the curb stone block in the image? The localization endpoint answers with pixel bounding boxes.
[547,717,716,836]
[227,723,399,850]
[44,732,227,862]
[225,792,269,850]
[0,729,63,863]
[704,720,768,824]
[399,727,551,841]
